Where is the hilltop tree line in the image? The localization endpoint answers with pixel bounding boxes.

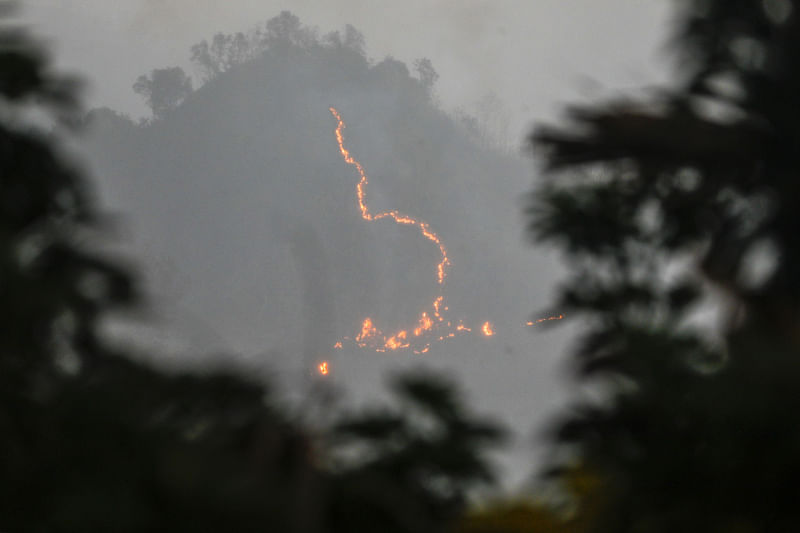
[132,12,432,120]
[130,11,510,151]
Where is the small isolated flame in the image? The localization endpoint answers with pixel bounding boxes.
[526,314,565,326]
[482,321,495,337]
[318,361,329,375]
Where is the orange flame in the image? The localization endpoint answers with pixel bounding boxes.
[319,108,561,375]
[414,312,434,336]
[526,314,564,326]
[330,107,450,284]
[356,318,378,344]
[329,107,500,353]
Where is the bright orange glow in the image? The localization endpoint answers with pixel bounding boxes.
[356,317,378,345]
[414,312,433,336]
[329,107,499,353]
[318,361,329,375]
[526,314,564,326]
[433,296,444,322]
[330,107,450,285]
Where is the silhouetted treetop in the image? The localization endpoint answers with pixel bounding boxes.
[532,0,800,326]
[528,1,800,531]
[188,11,368,85]
[133,66,193,119]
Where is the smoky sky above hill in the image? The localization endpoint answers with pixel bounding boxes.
[24,0,671,146]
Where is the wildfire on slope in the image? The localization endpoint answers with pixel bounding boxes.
[328,107,496,354]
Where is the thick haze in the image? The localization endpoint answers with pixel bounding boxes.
[25,0,672,145]
[21,1,674,489]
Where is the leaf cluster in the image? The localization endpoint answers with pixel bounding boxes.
[528,1,800,531]
[325,372,505,533]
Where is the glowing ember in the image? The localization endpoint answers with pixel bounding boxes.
[414,312,434,336]
[318,361,329,375]
[526,314,564,326]
[356,318,378,344]
[481,321,495,337]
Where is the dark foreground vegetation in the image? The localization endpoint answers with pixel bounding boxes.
[2,1,800,531]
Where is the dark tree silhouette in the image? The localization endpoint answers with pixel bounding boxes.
[188,13,366,85]
[263,10,317,50]
[133,66,193,119]
[530,1,800,532]
[190,31,263,82]
[0,7,134,414]
[0,16,322,532]
[327,371,505,533]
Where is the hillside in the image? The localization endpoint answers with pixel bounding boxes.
[79,14,567,479]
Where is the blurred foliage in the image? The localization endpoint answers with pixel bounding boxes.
[326,372,505,533]
[0,6,505,532]
[453,468,603,533]
[529,0,800,531]
[0,2,134,417]
[455,502,564,533]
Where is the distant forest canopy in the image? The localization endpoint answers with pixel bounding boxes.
[116,11,509,151]
[79,9,557,418]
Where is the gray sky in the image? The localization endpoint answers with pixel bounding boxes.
[24,0,673,143]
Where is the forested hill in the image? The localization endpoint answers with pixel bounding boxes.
[79,13,562,427]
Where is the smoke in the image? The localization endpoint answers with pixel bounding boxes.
[24,1,672,136]
[35,1,674,488]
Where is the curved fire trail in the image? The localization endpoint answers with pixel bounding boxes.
[329,107,450,284]
[328,107,491,356]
